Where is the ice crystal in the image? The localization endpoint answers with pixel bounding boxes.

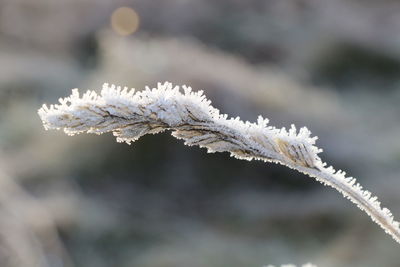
[38,82,400,244]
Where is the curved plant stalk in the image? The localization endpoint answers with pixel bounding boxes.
[38,82,400,244]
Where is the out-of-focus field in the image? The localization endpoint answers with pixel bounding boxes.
[1,1,400,266]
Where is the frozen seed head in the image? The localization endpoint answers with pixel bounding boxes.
[38,82,320,167]
[38,82,400,244]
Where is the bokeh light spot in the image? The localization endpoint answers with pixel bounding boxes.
[111,7,139,36]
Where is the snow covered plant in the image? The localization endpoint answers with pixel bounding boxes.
[38,82,400,244]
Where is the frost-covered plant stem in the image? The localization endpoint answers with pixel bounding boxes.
[38,82,400,244]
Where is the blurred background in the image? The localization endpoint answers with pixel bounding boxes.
[1,0,400,266]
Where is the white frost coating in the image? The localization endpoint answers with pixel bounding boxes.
[38,82,400,244]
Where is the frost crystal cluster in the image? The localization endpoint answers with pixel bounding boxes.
[38,82,400,244]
